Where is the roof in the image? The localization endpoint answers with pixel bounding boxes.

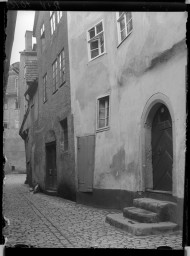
[25,60,38,84]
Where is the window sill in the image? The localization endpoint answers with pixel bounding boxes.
[59,81,66,88]
[52,89,58,95]
[96,126,110,133]
[88,52,106,63]
[117,30,132,48]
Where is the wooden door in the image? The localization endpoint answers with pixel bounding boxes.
[151,104,173,191]
[77,135,95,192]
[46,142,57,190]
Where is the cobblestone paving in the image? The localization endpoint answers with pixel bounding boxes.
[3,174,183,248]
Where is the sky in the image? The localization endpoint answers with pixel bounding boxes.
[10,11,36,65]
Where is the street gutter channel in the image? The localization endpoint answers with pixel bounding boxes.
[22,192,76,248]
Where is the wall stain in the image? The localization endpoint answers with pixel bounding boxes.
[110,147,125,179]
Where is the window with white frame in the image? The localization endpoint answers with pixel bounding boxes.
[57,11,63,24]
[97,95,110,129]
[40,23,46,52]
[87,21,105,60]
[52,59,58,92]
[58,49,65,85]
[43,73,47,102]
[116,12,132,44]
[50,11,56,35]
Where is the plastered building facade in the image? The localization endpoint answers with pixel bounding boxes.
[67,12,187,228]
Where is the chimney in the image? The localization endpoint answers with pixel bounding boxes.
[25,30,33,51]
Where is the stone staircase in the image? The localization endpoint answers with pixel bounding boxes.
[106,197,178,236]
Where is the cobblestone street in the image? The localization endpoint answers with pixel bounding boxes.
[3,174,183,249]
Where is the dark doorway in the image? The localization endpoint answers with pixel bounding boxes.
[151,104,173,191]
[46,142,57,191]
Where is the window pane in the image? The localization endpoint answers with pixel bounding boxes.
[90,40,99,50]
[121,29,126,41]
[127,19,133,33]
[126,12,132,23]
[91,49,99,59]
[99,119,105,128]
[119,17,125,31]
[119,12,124,17]
[89,28,95,39]
[96,22,103,34]
[100,35,104,53]
[99,108,105,119]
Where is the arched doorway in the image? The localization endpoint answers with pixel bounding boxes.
[151,104,173,191]
[141,93,175,194]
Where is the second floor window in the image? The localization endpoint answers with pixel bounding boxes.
[58,49,66,86]
[52,59,58,92]
[117,12,133,44]
[43,73,47,102]
[87,21,105,60]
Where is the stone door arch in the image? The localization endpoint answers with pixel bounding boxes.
[141,93,176,194]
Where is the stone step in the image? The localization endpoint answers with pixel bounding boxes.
[106,213,178,236]
[123,206,159,223]
[133,198,177,221]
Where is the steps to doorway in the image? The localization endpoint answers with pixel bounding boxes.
[106,198,178,236]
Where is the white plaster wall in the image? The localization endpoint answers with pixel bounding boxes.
[68,12,187,198]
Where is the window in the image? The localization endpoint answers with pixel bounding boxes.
[3,121,9,129]
[15,78,18,90]
[57,11,63,24]
[4,98,8,109]
[43,73,47,102]
[117,12,133,44]
[87,21,105,60]
[52,59,58,92]
[97,95,110,130]
[60,118,68,151]
[50,11,56,35]
[40,23,46,52]
[15,120,19,129]
[58,49,66,86]
[15,98,19,109]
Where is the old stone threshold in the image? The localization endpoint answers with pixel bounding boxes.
[146,189,172,195]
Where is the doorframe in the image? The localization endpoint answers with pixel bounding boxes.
[45,141,57,191]
[140,93,176,196]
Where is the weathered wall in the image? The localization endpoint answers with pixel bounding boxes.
[68,12,186,201]
[3,67,26,172]
[32,11,76,200]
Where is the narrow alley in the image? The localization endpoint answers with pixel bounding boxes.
[3,174,183,249]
